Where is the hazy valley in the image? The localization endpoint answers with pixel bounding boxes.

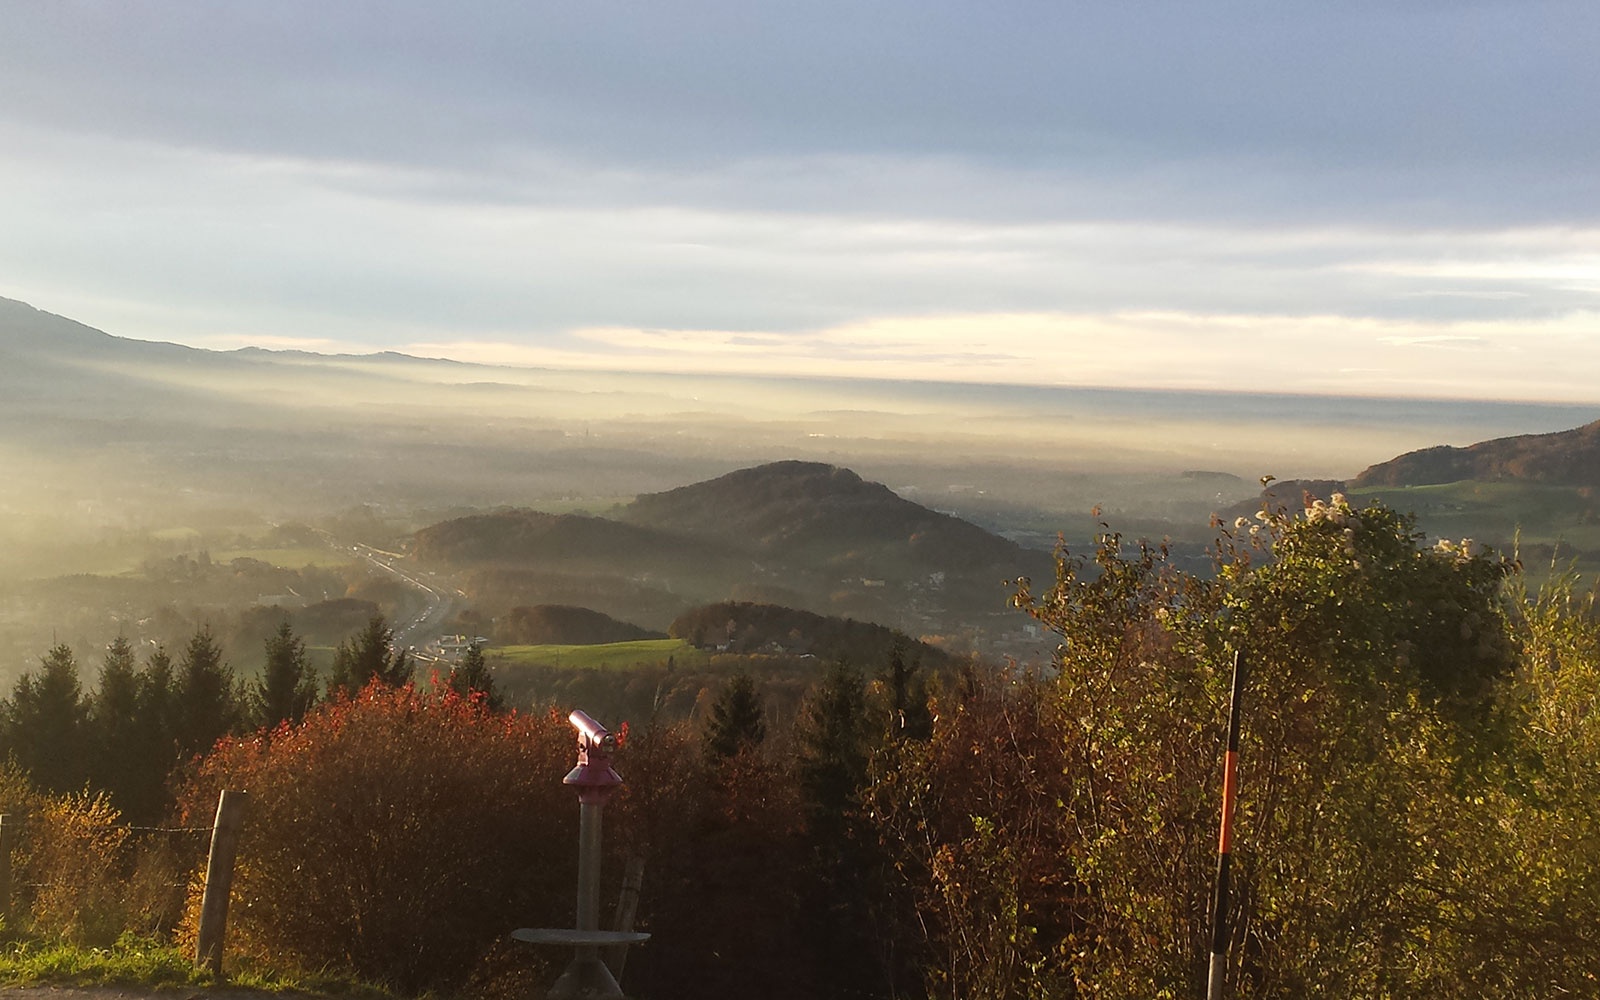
[4,294,1598,687]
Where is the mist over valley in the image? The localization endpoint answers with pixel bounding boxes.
[2,295,1595,686]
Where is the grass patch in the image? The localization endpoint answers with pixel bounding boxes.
[0,935,394,997]
[490,638,707,671]
[1355,481,1600,543]
[0,935,205,988]
[1353,480,1600,580]
[528,498,635,516]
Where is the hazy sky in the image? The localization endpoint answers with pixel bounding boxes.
[3,1,1598,402]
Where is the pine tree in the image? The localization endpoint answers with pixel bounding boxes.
[90,635,144,810]
[174,625,241,758]
[793,660,886,1000]
[327,615,413,697]
[703,670,766,761]
[126,645,180,822]
[795,660,870,838]
[1,643,89,793]
[253,619,317,727]
[446,641,503,710]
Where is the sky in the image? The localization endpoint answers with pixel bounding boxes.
[3,1,1599,402]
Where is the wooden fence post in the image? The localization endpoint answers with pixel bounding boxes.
[0,813,12,927]
[195,790,248,977]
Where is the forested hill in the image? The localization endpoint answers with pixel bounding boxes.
[1355,418,1600,488]
[408,462,1053,636]
[669,600,951,667]
[409,509,744,572]
[622,460,1047,577]
[498,604,664,645]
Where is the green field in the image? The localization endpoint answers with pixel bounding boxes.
[488,638,707,670]
[528,497,635,516]
[1353,480,1600,577]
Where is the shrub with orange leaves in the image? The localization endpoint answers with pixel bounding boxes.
[175,680,578,992]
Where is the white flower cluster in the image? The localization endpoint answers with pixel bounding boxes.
[1434,537,1477,561]
[1304,493,1364,531]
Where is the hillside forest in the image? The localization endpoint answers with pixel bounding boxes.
[4,490,1599,999]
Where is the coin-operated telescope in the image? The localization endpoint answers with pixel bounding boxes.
[564,709,623,798]
[512,710,648,999]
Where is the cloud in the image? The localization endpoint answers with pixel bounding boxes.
[401,309,1600,404]
[2,3,1599,404]
[1376,336,1492,350]
[4,2,1599,227]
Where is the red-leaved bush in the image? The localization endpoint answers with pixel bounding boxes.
[176,681,579,992]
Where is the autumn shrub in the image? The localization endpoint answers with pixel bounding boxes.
[174,681,579,993]
[21,791,132,945]
[0,761,38,932]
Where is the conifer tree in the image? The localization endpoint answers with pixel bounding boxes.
[126,645,180,821]
[446,641,502,711]
[253,619,317,727]
[327,615,413,697]
[174,625,241,758]
[703,669,766,761]
[90,635,144,809]
[793,661,888,1000]
[795,660,870,838]
[1,643,89,793]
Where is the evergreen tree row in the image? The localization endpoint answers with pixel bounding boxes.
[0,614,499,822]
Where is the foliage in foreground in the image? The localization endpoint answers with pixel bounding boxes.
[866,493,1600,999]
[175,681,577,993]
[0,934,395,997]
[3,493,1600,1000]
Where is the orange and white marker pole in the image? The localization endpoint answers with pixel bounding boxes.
[1207,649,1245,1000]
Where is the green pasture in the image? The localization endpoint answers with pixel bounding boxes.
[1355,481,1600,546]
[529,497,635,516]
[1353,480,1600,579]
[489,638,707,671]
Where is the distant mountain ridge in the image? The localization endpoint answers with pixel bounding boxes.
[1355,419,1600,488]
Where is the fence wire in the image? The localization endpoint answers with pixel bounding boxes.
[3,811,218,935]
